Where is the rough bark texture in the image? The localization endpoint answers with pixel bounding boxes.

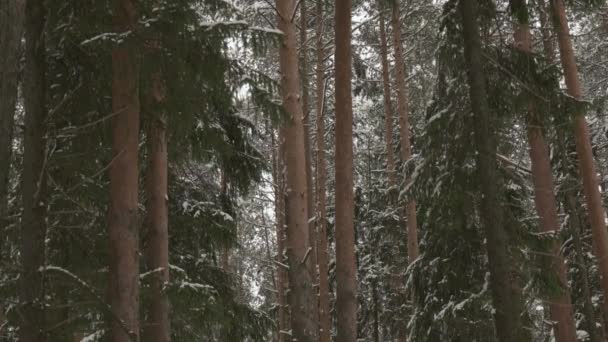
[299,0,317,277]
[391,0,419,264]
[273,131,288,342]
[550,0,608,318]
[459,0,530,341]
[314,0,331,340]
[334,0,358,340]
[20,0,47,340]
[108,0,140,340]
[0,0,24,227]
[143,70,170,342]
[378,3,396,189]
[511,5,576,340]
[276,0,318,340]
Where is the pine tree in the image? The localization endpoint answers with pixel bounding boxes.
[460,0,530,340]
[334,0,358,340]
[108,0,140,339]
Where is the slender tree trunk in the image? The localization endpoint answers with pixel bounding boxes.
[314,0,331,340]
[300,0,317,278]
[272,131,288,342]
[143,70,170,342]
[459,0,530,341]
[378,3,396,189]
[20,0,47,340]
[108,0,140,340]
[535,0,554,60]
[510,2,576,341]
[0,0,24,227]
[276,1,317,340]
[334,0,358,340]
[550,0,608,318]
[390,0,419,264]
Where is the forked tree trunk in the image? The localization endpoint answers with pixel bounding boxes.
[334,0,358,341]
[276,0,317,340]
[549,0,608,318]
[510,2,576,341]
[378,2,396,189]
[459,0,530,341]
[314,0,331,340]
[20,0,47,340]
[0,0,24,226]
[108,0,140,340]
[390,0,419,264]
[143,70,170,342]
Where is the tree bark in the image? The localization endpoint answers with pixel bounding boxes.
[378,2,396,189]
[390,0,419,264]
[108,0,140,340]
[272,131,288,342]
[459,0,530,341]
[334,0,358,341]
[314,0,331,340]
[510,2,576,340]
[143,70,170,342]
[0,0,24,227]
[276,1,317,340]
[549,0,608,318]
[20,0,47,340]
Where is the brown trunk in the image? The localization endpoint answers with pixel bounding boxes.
[143,70,170,342]
[276,1,317,340]
[314,0,331,340]
[334,0,358,341]
[550,0,608,317]
[20,0,47,340]
[511,4,576,341]
[459,0,530,341]
[378,2,396,189]
[535,0,554,61]
[219,169,230,271]
[0,0,24,226]
[273,130,289,342]
[108,0,140,340]
[391,0,419,264]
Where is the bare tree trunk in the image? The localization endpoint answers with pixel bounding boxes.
[272,130,288,342]
[459,0,530,341]
[276,0,317,340]
[299,0,317,278]
[550,0,608,318]
[20,0,47,340]
[510,3,576,340]
[334,0,358,341]
[0,0,24,227]
[143,70,170,342]
[314,0,331,340]
[378,2,396,189]
[108,0,140,340]
[390,0,419,264]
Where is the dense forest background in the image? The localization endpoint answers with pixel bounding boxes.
[1,0,608,341]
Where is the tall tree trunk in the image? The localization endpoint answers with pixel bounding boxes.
[108,0,140,340]
[390,0,419,264]
[272,130,288,342]
[334,0,358,341]
[300,0,317,277]
[378,2,396,189]
[0,0,24,227]
[510,2,576,341]
[549,0,608,318]
[459,0,530,341]
[276,1,317,340]
[143,70,170,342]
[20,0,47,340]
[314,0,331,340]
